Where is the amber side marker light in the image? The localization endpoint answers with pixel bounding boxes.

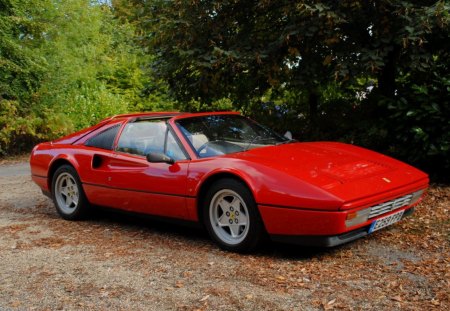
[345,208,371,227]
[346,212,357,220]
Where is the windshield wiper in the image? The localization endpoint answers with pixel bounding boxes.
[244,136,277,151]
[244,135,262,151]
[276,139,298,145]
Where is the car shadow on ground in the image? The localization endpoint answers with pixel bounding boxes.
[89,206,208,241]
[256,241,340,260]
[88,206,337,260]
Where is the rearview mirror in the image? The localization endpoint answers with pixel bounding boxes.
[146,152,175,165]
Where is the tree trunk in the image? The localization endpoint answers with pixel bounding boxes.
[308,89,319,137]
[378,46,399,99]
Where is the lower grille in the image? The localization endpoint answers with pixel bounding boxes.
[369,193,413,219]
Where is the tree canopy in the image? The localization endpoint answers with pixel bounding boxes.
[1,0,173,154]
[137,0,450,179]
[0,0,449,180]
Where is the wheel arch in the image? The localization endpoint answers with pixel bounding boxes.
[47,157,78,192]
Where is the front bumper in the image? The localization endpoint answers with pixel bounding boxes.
[260,207,414,247]
[268,207,414,247]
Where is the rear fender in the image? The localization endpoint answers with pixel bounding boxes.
[46,153,81,191]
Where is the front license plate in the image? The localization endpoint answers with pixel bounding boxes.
[369,210,404,233]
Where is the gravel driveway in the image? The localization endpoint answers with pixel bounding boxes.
[0,162,448,310]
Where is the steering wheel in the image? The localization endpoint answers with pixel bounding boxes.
[197,140,215,154]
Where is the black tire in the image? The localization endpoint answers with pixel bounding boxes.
[203,178,264,252]
[51,164,90,220]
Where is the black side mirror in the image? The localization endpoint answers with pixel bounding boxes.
[146,152,175,165]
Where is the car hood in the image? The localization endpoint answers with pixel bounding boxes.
[227,142,428,209]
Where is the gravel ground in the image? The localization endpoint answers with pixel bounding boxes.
[0,162,448,310]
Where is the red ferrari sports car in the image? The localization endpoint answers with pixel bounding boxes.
[30,111,429,252]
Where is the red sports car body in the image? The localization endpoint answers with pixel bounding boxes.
[30,112,429,252]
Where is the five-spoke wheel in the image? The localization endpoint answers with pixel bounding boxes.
[55,172,79,214]
[209,189,250,245]
[52,165,89,220]
[204,178,264,252]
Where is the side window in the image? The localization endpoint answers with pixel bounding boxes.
[117,120,165,156]
[85,124,120,150]
[116,119,187,161]
[166,131,186,161]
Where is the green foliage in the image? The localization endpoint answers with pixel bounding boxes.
[139,0,449,181]
[0,0,448,181]
[0,100,36,154]
[0,0,175,155]
[0,0,50,155]
[0,0,48,102]
[0,100,73,155]
[36,0,137,128]
[175,98,234,113]
[382,54,450,177]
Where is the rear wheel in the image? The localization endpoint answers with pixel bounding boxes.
[203,178,264,252]
[52,165,89,220]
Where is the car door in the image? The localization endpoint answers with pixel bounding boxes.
[84,118,191,219]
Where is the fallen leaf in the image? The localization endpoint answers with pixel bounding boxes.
[327,299,336,305]
[391,296,402,302]
[431,299,440,306]
[199,295,210,302]
[10,301,21,307]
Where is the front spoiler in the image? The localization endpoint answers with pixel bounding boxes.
[270,207,414,247]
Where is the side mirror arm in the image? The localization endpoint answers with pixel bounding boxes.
[146,152,175,165]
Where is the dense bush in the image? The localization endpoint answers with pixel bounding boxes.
[143,0,449,181]
[382,58,450,179]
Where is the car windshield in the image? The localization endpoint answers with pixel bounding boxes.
[176,114,288,158]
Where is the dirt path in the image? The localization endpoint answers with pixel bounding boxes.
[0,162,29,177]
[0,162,448,310]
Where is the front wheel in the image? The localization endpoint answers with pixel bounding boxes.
[52,165,89,220]
[203,179,264,252]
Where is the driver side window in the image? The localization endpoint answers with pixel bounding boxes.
[116,119,186,161]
